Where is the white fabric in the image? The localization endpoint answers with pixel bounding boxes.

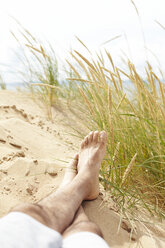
[0,212,110,248]
[0,212,62,248]
[63,232,110,248]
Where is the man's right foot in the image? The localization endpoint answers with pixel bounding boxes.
[78,131,107,200]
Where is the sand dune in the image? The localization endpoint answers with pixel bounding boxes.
[0,90,164,247]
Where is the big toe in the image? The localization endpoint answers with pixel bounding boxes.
[93,131,99,143]
[88,131,94,144]
[99,131,107,145]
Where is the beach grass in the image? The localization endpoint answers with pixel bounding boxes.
[66,49,165,218]
[0,75,6,90]
[12,26,165,220]
[11,24,61,119]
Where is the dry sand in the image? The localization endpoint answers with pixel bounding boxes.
[0,90,164,247]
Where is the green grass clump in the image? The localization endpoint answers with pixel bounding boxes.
[12,25,60,119]
[0,75,6,90]
[67,49,165,218]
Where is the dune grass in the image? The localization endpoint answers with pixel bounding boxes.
[0,75,6,90]
[12,26,165,220]
[11,24,60,119]
[66,49,165,218]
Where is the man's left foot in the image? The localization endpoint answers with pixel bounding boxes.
[60,154,78,187]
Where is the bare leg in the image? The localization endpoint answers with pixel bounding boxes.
[60,148,103,238]
[12,131,107,235]
[63,206,103,238]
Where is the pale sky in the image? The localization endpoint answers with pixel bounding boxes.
[0,0,165,82]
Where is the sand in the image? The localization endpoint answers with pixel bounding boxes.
[0,90,164,247]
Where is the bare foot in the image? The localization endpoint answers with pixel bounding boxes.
[60,154,78,188]
[78,131,107,200]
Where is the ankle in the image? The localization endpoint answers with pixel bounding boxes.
[74,173,92,199]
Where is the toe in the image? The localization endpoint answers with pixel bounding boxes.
[81,135,88,148]
[88,131,94,144]
[93,131,99,143]
[81,139,86,149]
[85,136,89,145]
[99,131,107,145]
